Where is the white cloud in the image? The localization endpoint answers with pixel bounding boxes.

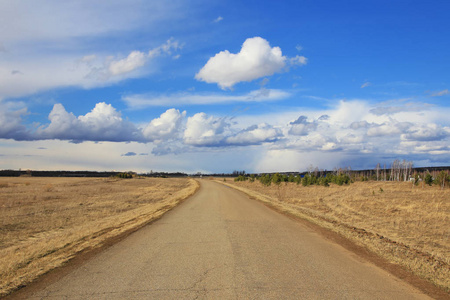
[366,123,402,137]
[254,149,346,173]
[370,102,431,115]
[142,108,186,141]
[40,103,78,138]
[0,38,181,99]
[226,123,282,145]
[402,123,450,141]
[366,121,411,137]
[147,38,182,59]
[38,102,142,142]
[290,55,307,66]
[87,38,181,80]
[213,16,224,23]
[321,142,339,151]
[328,100,371,125]
[430,89,449,97]
[361,82,371,88]
[288,116,318,136]
[183,113,229,146]
[108,51,147,76]
[2,97,450,171]
[0,1,180,44]
[123,88,290,108]
[349,121,370,130]
[339,133,364,144]
[0,0,182,100]
[195,37,288,89]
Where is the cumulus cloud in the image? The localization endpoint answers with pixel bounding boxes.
[349,121,370,130]
[366,121,411,137]
[226,124,282,146]
[183,113,229,146]
[195,37,288,89]
[328,100,370,125]
[284,131,338,152]
[0,105,29,140]
[402,123,450,141]
[288,116,318,136]
[142,108,186,141]
[271,99,448,158]
[2,97,450,170]
[123,88,290,108]
[183,113,282,147]
[37,102,142,142]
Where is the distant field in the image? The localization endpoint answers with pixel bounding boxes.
[0,177,198,297]
[221,179,450,292]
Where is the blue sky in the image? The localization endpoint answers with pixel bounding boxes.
[1,0,449,173]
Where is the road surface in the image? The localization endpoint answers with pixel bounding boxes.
[22,180,429,299]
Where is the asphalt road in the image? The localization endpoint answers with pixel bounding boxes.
[25,180,429,299]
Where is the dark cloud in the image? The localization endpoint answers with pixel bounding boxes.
[121,152,137,156]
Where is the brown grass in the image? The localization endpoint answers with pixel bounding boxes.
[220,179,450,292]
[0,177,199,297]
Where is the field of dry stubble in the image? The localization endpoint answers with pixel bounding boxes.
[222,179,449,292]
[0,176,198,297]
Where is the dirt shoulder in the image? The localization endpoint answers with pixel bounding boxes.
[216,179,449,299]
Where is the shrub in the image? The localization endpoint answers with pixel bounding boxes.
[234,175,248,182]
[259,174,272,186]
[435,171,450,189]
[414,174,420,186]
[117,172,133,179]
[272,173,282,185]
[424,173,433,186]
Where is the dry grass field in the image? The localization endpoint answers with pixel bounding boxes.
[220,179,450,292]
[0,176,199,297]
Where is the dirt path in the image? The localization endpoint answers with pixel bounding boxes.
[10,180,431,299]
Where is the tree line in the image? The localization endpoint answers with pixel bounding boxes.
[235,172,351,187]
[233,160,450,189]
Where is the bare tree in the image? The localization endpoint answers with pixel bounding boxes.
[391,160,400,181]
[375,163,381,181]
